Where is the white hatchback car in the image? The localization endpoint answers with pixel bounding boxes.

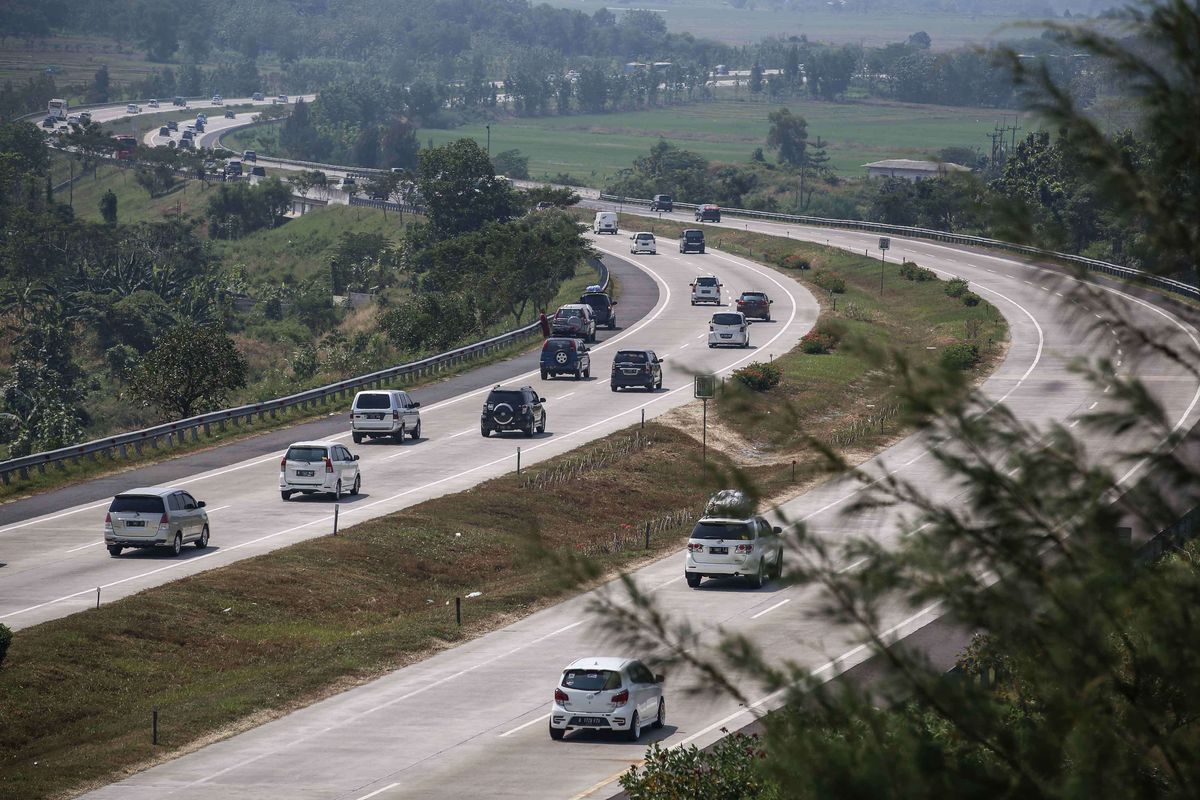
[708,311,750,348]
[630,232,656,254]
[685,515,783,588]
[280,441,361,501]
[549,657,665,741]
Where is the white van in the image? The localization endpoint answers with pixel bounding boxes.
[350,390,422,443]
[593,211,618,235]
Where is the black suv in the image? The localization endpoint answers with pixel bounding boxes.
[695,204,721,222]
[611,349,663,391]
[680,229,706,254]
[650,194,673,212]
[579,291,617,330]
[481,385,546,438]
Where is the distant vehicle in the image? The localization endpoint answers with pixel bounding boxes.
[78,111,92,124]
[196,112,207,123]
[66,114,80,124]
[592,211,618,235]
[690,274,721,305]
[335,175,357,191]
[649,194,673,212]
[549,657,665,741]
[715,64,729,75]
[695,203,721,222]
[276,94,289,104]
[224,108,236,119]
[194,119,205,132]
[178,137,193,150]
[166,119,177,131]
[680,229,706,255]
[148,98,160,108]
[684,492,782,588]
[212,94,223,105]
[533,201,553,212]
[481,385,546,438]
[630,232,656,255]
[172,96,187,107]
[551,304,597,342]
[350,390,422,444]
[158,126,171,137]
[224,160,243,176]
[126,103,141,114]
[41,116,56,128]
[104,488,209,557]
[279,441,361,501]
[47,98,68,119]
[736,291,773,321]
[181,128,195,140]
[578,290,617,330]
[114,135,137,159]
[250,165,266,177]
[540,337,591,381]
[708,310,749,348]
[252,92,265,101]
[242,150,256,162]
[610,349,663,392]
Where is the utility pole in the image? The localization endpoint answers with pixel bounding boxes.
[486,124,491,157]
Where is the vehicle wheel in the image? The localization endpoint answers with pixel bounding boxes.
[351,474,361,495]
[584,366,591,379]
[481,425,490,437]
[525,422,535,438]
[575,368,581,380]
[708,343,715,349]
[699,247,706,254]
[107,545,122,557]
[625,712,642,742]
[549,723,565,741]
[685,572,702,588]
[653,699,666,729]
[195,525,209,549]
[410,420,421,440]
[281,490,293,501]
[765,315,771,322]
[747,559,765,589]
[609,320,616,330]
[773,548,784,579]
[333,480,342,500]
[352,433,363,444]
[655,376,662,390]
[393,426,405,441]
[611,383,619,392]
[743,341,750,349]
[541,369,548,381]
[171,532,182,556]
[537,415,546,434]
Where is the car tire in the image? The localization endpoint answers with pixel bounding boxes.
[171,532,182,556]
[107,545,123,557]
[685,572,702,588]
[747,558,765,589]
[611,383,619,392]
[195,525,209,549]
[481,425,491,437]
[333,480,342,500]
[575,368,581,380]
[609,320,616,330]
[541,369,548,381]
[653,699,666,729]
[765,315,771,322]
[281,490,293,501]
[410,420,421,439]
[351,474,361,495]
[654,376,662,390]
[625,712,642,742]
[699,246,705,254]
[773,548,784,579]
[549,722,565,741]
[584,366,591,379]
[537,415,546,434]
[525,422,535,438]
[708,343,715,349]
[352,433,363,444]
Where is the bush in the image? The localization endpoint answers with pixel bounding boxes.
[941,342,981,371]
[899,262,937,281]
[780,253,811,270]
[0,623,10,668]
[945,277,970,298]
[801,331,838,354]
[811,271,846,294]
[733,361,782,391]
[620,734,779,800]
[842,301,869,321]
[962,291,982,307]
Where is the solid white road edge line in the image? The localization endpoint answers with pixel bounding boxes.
[749,598,791,619]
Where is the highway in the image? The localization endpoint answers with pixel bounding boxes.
[68,214,1200,799]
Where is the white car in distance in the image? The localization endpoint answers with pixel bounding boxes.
[708,311,750,348]
[549,657,665,741]
[280,441,361,501]
[630,232,656,254]
[690,275,722,305]
[685,514,783,588]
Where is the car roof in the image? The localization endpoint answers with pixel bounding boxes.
[713,311,746,317]
[740,290,767,295]
[490,384,534,392]
[116,487,176,498]
[633,231,655,236]
[696,516,755,525]
[564,656,632,672]
[286,440,339,449]
[545,336,583,343]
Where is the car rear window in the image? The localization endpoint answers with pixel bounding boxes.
[635,233,654,240]
[556,308,582,318]
[543,339,574,351]
[713,313,743,325]
[614,351,648,363]
[656,195,672,202]
[685,231,705,242]
[696,276,718,286]
[109,495,165,514]
[741,293,766,301]
[285,446,328,462]
[488,391,525,406]
[580,295,608,309]
[691,522,754,540]
[562,669,623,691]
[354,393,392,410]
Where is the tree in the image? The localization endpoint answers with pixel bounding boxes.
[135,0,180,61]
[100,190,118,225]
[129,324,247,419]
[416,138,516,238]
[749,62,764,95]
[86,65,110,104]
[907,30,932,49]
[766,107,808,168]
[492,149,530,180]
[380,118,419,170]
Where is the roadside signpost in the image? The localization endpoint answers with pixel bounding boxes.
[695,375,717,463]
[878,236,891,293]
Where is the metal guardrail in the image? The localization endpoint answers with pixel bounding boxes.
[599,193,1200,301]
[0,260,608,484]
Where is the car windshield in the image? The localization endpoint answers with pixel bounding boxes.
[109,495,165,514]
[556,308,582,318]
[713,313,743,325]
[285,446,327,462]
[614,351,648,364]
[691,521,754,541]
[685,231,705,242]
[354,393,391,410]
[696,276,718,286]
[562,669,623,691]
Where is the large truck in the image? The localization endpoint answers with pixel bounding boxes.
[47,98,68,120]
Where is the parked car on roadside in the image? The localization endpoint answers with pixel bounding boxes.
[630,232,656,255]
[690,274,722,305]
[708,310,750,348]
[481,385,546,437]
[104,488,209,557]
[540,337,591,380]
[736,290,773,321]
[279,441,360,501]
[578,290,617,330]
[610,349,663,392]
[695,203,721,222]
[649,194,673,212]
[551,304,597,342]
[679,229,706,254]
[350,390,421,443]
[549,657,665,741]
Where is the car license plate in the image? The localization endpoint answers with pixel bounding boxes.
[710,546,728,554]
[296,469,315,477]
[622,369,638,375]
[573,716,608,726]
[125,520,145,527]
[368,413,383,420]
[720,334,732,339]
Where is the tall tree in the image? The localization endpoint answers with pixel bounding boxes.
[766,107,808,168]
[416,139,515,238]
[129,324,247,419]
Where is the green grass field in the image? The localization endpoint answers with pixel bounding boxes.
[422,98,1027,187]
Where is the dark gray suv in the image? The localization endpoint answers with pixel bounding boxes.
[482,385,547,438]
[610,349,663,391]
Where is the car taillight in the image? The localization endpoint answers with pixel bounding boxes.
[324,457,334,473]
[392,410,399,419]
[736,543,754,554]
[280,457,287,470]
[569,340,577,351]
[740,325,747,332]
[555,688,569,703]
[687,542,704,552]
[644,365,652,373]
[611,689,629,705]
[105,513,112,525]
[158,513,169,527]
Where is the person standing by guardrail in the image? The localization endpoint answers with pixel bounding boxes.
[539,311,551,339]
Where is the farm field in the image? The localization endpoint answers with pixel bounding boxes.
[421,98,1030,187]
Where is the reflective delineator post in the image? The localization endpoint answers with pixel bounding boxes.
[333,503,339,535]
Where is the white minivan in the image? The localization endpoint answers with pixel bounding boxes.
[280,441,360,500]
[351,390,421,443]
[593,211,618,235]
[708,311,750,348]
[630,232,656,254]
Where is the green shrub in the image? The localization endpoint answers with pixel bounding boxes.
[941,342,981,370]
[899,262,937,281]
[945,277,970,298]
[0,623,10,668]
[962,291,982,307]
[802,331,837,354]
[842,301,869,321]
[781,253,811,270]
[733,361,782,391]
[620,734,779,800]
[811,272,846,294]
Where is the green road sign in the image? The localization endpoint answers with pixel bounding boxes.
[694,374,717,399]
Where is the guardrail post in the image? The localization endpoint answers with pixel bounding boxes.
[1,471,9,485]
[151,436,159,450]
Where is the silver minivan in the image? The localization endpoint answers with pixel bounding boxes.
[104,488,209,557]
[351,390,422,443]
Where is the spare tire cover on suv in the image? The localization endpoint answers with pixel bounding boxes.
[491,402,515,424]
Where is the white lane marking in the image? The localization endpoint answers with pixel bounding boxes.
[1094,313,1102,318]
[448,429,474,438]
[750,598,791,619]
[383,448,419,462]
[985,268,995,274]
[1023,280,1033,285]
[175,620,587,789]
[1104,386,1111,393]
[0,501,112,534]
[1055,292,1064,297]
[1089,402,1099,410]
[1069,420,1081,429]
[838,557,869,574]
[65,541,102,553]
[354,784,400,800]
[678,343,689,350]
[557,392,577,400]
[1040,286,1050,291]
[499,713,551,738]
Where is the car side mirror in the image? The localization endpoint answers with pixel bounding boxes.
[539,396,546,403]
[773,526,782,534]
[197,501,206,508]
[352,454,360,461]
[655,673,665,683]
[412,401,421,408]
[655,357,663,363]
[611,301,617,305]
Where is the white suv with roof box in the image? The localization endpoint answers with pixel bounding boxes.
[104,488,210,557]
[549,656,665,741]
[685,503,782,588]
[351,390,421,443]
[280,441,361,501]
